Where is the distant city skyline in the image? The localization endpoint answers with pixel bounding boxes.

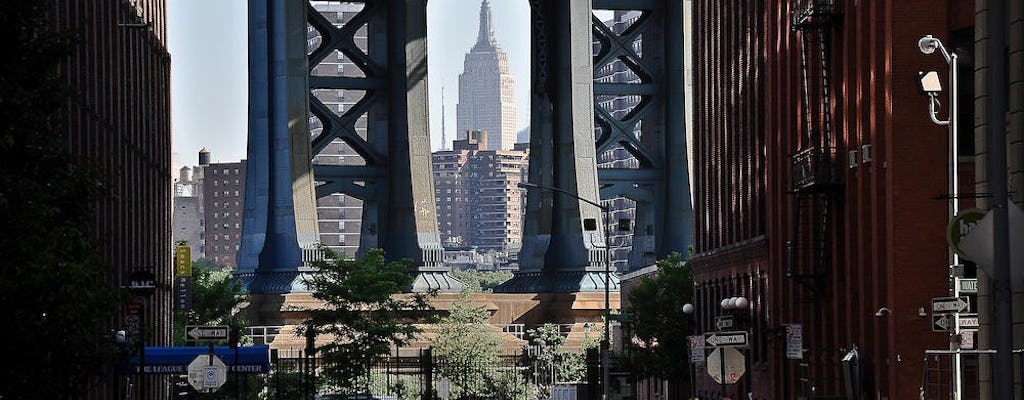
[169,0,541,167]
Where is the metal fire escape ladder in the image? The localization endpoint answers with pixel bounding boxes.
[786,0,841,298]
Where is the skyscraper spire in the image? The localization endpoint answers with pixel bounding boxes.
[472,0,496,52]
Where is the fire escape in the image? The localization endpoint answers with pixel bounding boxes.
[786,0,842,300]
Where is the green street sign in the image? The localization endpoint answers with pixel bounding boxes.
[947,209,986,260]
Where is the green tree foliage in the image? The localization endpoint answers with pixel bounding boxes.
[525,323,591,387]
[303,247,432,391]
[0,2,121,397]
[432,292,505,398]
[449,269,513,292]
[172,258,247,345]
[623,252,695,380]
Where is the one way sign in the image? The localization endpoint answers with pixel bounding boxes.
[932,296,970,313]
[704,331,749,348]
[186,325,229,341]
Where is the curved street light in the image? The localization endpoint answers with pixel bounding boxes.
[517,181,613,400]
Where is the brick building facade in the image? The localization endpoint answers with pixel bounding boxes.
[690,1,975,399]
[52,1,172,398]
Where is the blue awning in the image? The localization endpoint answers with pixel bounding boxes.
[124,345,270,375]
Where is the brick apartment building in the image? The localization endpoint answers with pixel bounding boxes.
[433,131,528,257]
[689,1,980,399]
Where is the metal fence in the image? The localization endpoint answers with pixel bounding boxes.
[261,347,595,400]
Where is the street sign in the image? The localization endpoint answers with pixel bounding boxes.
[959,331,976,350]
[689,335,705,365]
[959,313,980,330]
[932,296,970,313]
[959,278,978,293]
[785,324,803,360]
[932,314,953,332]
[705,331,749,348]
[187,354,227,392]
[715,315,735,330]
[186,325,230,341]
[706,347,746,385]
[128,270,157,297]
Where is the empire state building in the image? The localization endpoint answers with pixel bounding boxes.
[456,0,517,151]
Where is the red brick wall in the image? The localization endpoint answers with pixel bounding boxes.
[692,1,965,399]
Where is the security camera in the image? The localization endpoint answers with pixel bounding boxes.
[917,71,942,94]
[918,35,939,55]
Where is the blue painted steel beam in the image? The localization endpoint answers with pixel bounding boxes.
[594,83,658,95]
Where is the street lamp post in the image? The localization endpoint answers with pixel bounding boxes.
[683,303,697,400]
[917,34,965,399]
[517,181,613,400]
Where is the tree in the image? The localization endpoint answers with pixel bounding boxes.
[432,291,505,399]
[172,257,247,345]
[303,247,432,392]
[0,2,121,397]
[623,252,695,380]
[449,269,513,292]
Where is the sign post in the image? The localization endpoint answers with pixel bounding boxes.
[187,354,227,393]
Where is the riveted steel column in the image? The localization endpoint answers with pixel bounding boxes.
[502,0,606,293]
[237,0,319,294]
[381,0,449,289]
[659,0,694,258]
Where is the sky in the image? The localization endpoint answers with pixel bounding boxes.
[168,0,537,167]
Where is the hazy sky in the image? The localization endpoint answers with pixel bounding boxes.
[168,0,535,167]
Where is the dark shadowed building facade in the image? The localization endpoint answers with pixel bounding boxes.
[690,1,973,399]
[52,1,172,398]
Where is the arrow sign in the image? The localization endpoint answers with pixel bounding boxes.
[186,325,229,341]
[932,296,970,313]
[716,315,735,330]
[705,331,749,348]
[932,314,951,332]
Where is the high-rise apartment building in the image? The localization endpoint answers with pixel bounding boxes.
[172,149,247,267]
[202,161,247,267]
[308,1,366,256]
[173,165,204,258]
[433,131,528,257]
[456,0,517,151]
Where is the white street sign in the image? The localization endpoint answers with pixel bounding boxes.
[786,324,803,360]
[959,330,976,349]
[716,315,735,330]
[932,296,970,313]
[186,325,230,341]
[705,331,749,348]
[187,354,227,392]
[706,347,746,385]
[959,314,980,330]
[959,278,978,293]
[689,335,705,365]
